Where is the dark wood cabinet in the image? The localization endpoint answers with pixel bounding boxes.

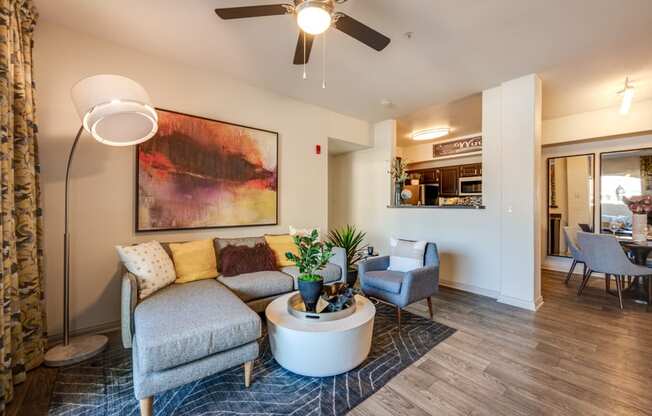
[439,166,459,196]
[459,163,482,177]
[407,163,480,196]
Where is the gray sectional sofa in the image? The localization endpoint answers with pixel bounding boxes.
[121,236,346,416]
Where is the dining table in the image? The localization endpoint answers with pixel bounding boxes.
[619,239,652,304]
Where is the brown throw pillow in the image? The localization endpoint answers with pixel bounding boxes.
[220,243,278,277]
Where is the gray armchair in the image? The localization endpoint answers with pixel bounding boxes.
[562,226,588,285]
[577,232,652,310]
[359,242,439,328]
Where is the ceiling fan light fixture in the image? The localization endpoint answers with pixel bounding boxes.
[296,2,332,35]
[412,128,450,141]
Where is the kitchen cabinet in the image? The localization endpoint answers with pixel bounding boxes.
[459,163,482,177]
[410,168,439,184]
[439,166,459,196]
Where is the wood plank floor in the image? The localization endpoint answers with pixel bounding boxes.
[8,270,652,415]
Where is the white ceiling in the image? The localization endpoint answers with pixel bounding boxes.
[35,0,652,123]
[396,93,481,146]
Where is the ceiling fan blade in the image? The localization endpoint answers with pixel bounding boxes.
[334,13,390,51]
[293,33,314,65]
[215,4,292,19]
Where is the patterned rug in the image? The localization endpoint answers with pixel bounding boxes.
[48,303,455,416]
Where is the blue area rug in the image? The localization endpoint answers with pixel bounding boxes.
[48,303,455,415]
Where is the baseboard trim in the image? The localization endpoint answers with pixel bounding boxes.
[497,294,541,311]
[439,278,499,299]
[47,320,121,347]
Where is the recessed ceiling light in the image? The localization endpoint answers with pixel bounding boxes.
[411,128,449,141]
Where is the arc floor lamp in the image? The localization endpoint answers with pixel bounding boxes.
[44,74,158,366]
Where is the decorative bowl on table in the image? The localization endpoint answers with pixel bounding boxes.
[287,283,360,321]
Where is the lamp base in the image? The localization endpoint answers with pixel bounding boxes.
[44,334,108,367]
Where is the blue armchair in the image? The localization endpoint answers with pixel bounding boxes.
[358,242,439,328]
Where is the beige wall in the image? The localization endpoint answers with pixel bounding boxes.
[542,98,652,145]
[35,21,370,336]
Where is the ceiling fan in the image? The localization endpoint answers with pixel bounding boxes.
[215,0,391,65]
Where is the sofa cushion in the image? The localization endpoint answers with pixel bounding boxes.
[220,243,277,277]
[215,237,265,272]
[264,234,299,267]
[134,279,260,374]
[364,270,405,294]
[169,239,219,283]
[281,263,342,286]
[116,241,176,300]
[218,271,294,302]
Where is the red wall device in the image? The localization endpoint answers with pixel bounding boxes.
[316,144,321,155]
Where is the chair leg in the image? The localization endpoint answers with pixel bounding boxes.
[577,269,592,296]
[565,260,577,285]
[605,273,610,293]
[615,275,624,310]
[396,306,402,331]
[244,360,253,388]
[426,297,433,319]
[139,397,153,416]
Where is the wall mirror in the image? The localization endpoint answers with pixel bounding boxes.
[600,148,652,236]
[547,154,595,257]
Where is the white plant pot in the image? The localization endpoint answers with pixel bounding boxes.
[632,213,648,242]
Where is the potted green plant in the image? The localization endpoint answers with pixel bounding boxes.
[285,229,334,312]
[327,225,367,286]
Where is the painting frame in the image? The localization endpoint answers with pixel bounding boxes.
[135,108,279,233]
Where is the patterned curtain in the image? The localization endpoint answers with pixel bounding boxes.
[0,0,45,412]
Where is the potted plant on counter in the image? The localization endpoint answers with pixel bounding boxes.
[286,229,334,312]
[327,225,367,286]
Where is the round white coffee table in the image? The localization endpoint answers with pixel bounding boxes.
[265,292,375,377]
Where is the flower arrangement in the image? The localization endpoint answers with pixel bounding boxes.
[389,157,409,183]
[623,195,652,214]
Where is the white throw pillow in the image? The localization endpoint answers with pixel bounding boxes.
[289,225,321,240]
[388,238,427,272]
[116,241,176,300]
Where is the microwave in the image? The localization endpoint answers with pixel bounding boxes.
[458,176,482,196]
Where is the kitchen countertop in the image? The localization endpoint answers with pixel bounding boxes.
[387,205,486,209]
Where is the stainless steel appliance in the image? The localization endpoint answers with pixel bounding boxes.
[458,176,482,196]
[420,184,440,205]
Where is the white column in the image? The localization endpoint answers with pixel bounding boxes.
[493,74,543,311]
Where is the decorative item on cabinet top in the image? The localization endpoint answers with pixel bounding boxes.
[433,135,482,160]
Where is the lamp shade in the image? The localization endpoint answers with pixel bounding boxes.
[71,74,158,146]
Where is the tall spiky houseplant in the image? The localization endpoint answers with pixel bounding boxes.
[285,229,334,311]
[328,225,367,286]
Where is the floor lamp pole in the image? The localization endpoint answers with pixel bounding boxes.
[63,126,83,346]
[44,126,108,366]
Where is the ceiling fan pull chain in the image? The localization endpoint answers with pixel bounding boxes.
[322,31,327,89]
[303,31,307,80]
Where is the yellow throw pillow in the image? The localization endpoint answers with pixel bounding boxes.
[264,234,299,267]
[169,239,218,283]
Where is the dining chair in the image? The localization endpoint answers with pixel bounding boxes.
[562,226,588,285]
[577,232,652,310]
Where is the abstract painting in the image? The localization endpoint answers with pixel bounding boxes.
[136,109,278,231]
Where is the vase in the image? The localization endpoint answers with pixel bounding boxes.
[394,182,402,206]
[298,278,323,312]
[632,213,648,243]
